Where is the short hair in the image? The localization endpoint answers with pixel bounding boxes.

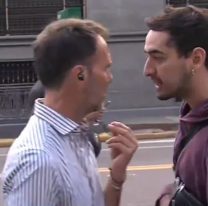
[145,5,208,68]
[33,18,109,89]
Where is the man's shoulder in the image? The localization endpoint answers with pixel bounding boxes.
[9,116,53,158]
[2,148,53,181]
[21,115,49,142]
[1,148,59,198]
[8,147,50,165]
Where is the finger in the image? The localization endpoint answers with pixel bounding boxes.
[108,124,135,143]
[108,143,133,155]
[110,122,135,143]
[110,121,131,132]
[106,135,134,148]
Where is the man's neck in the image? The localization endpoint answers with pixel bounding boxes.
[185,81,208,109]
[44,93,85,123]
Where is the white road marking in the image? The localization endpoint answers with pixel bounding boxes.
[102,145,173,151]
[0,139,175,157]
[138,145,173,149]
[139,139,175,144]
[0,144,174,155]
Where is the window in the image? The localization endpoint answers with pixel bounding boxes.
[0,61,37,85]
[1,0,84,35]
[166,0,208,8]
[0,61,37,119]
[166,0,187,6]
[0,0,6,35]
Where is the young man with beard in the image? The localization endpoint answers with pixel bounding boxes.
[144,5,208,206]
[1,18,138,206]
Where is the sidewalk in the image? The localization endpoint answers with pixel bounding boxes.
[120,116,179,131]
[0,116,179,147]
[98,116,179,140]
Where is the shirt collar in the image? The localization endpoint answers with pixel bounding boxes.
[34,98,80,135]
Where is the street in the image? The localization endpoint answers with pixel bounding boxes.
[0,138,175,206]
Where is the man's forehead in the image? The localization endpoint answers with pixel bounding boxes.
[94,39,112,65]
[144,30,170,53]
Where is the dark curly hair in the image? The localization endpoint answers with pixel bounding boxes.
[145,5,208,68]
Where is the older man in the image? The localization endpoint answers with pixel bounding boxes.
[2,18,138,206]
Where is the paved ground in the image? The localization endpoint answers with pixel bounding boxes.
[103,115,179,131]
[0,115,179,138]
[0,138,175,206]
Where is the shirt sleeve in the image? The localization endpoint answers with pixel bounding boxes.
[2,150,60,206]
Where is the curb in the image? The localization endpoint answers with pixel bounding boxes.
[0,139,15,148]
[126,123,179,131]
[98,131,177,142]
[134,130,177,140]
[0,131,177,148]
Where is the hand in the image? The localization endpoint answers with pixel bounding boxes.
[159,195,171,206]
[85,110,104,123]
[106,122,138,183]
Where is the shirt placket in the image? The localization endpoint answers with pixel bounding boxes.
[79,127,96,206]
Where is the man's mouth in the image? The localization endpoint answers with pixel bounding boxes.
[151,78,163,89]
[155,84,159,89]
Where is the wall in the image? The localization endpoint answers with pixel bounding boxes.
[0,0,181,126]
[86,0,181,120]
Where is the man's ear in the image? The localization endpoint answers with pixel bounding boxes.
[70,65,86,80]
[191,47,206,71]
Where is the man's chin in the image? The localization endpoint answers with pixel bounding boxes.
[157,93,174,101]
[91,103,103,112]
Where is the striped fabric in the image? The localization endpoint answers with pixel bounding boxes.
[1,99,104,206]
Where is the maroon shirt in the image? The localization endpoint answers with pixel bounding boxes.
[156,100,208,205]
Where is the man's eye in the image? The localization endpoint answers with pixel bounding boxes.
[153,56,164,61]
[153,56,161,59]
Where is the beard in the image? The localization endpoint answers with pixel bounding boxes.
[85,80,105,113]
[157,94,182,102]
[157,94,174,101]
[83,90,104,114]
[157,84,191,101]
[157,68,192,101]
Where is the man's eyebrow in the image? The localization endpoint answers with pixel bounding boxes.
[144,49,164,55]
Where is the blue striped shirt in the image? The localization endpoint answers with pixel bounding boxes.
[1,99,104,206]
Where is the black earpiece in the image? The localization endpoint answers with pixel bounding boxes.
[78,71,84,81]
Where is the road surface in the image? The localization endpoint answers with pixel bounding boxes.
[0,138,175,206]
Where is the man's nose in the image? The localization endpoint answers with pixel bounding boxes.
[143,60,156,77]
[143,66,155,77]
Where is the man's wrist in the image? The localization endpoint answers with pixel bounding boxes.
[109,168,126,185]
[108,168,125,191]
[108,177,123,191]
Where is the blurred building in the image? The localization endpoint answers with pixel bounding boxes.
[0,0,206,137]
